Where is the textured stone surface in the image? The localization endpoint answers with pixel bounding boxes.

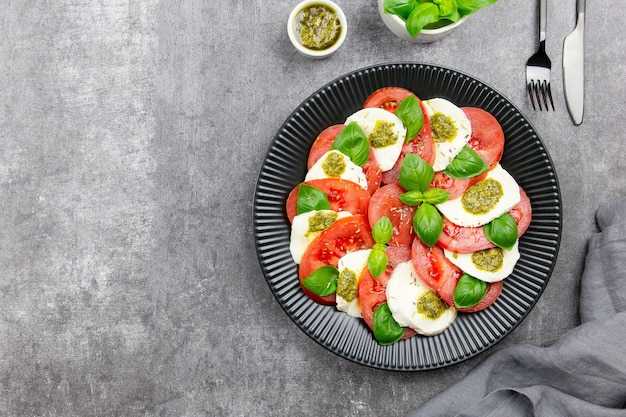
[0,1,624,416]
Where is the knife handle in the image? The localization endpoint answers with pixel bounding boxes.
[539,0,547,43]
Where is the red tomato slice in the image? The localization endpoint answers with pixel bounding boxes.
[430,171,469,200]
[307,124,382,195]
[364,88,436,185]
[299,215,375,305]
[367,183,416,246]
[285,178,371,223]
[410,238,502,311]
[462,107,505,168]
[357,246,416,338]
[436,188,532,253]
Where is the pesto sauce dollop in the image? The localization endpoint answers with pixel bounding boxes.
[471,247,504,272]
[337,269,358,301]
[369,120,398,148]
[462,178,503,215]
[307,211,338,236]
[294,4,341,51]
[417,290,448,319]
[321,152,346,177]
[430,112,457,143]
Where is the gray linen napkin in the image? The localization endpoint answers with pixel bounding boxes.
[408,197,626,417]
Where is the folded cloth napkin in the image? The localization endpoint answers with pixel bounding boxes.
[408,197,626,417]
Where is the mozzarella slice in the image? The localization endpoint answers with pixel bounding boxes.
[386,261,457,336]
[436,163,521,227]
[289,210,352,264]
[444,241,520,282]
[305,150,368,190]
[336,249,371,317]
[424,98,472,172]
[345,107,405,172]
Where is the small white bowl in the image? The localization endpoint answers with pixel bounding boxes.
[288,0,347,59]
[377,0,468,43]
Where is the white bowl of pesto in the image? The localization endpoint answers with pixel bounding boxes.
[288,0,347,59]
[377,0,469,44]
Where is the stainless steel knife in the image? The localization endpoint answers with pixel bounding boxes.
[563,0,586,125]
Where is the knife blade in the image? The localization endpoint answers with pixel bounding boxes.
[563,0,586,125]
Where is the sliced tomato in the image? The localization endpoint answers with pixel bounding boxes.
[410,238,501,311]
[430,171,469,200]
[462,107,504,168]
[436,188,532,253]
[366,89,436,185]
[299,215,375,305]
[307,124,346,169]
[357,246,416,339]
[285,178,371,223]
[307,124,382,195]
[367,183,416,246]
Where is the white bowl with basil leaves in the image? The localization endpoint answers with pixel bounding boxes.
[377,0,497,43]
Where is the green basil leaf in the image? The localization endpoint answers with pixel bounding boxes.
[433,0,459,20]
[384,0,417,20]
[301,265,338,296]
[368,249,388,278]
[395,95,424,142]
[372,216,394,244]
[444,146,489,179]
[399,190,423,206]
[453,274,488,308]
[297,184,330,215]
[456,0,498,15]
[414,203,444,247]
[421,188,451,204]
[483,213,518,250]
[399,153,434,192]
[373,302,405,345]
[406,3,439,37]
[331,122,370,167]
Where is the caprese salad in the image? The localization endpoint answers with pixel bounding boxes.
[285,87,532,346]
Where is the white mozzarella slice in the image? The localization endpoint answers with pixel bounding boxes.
[305,150,368,190]
[336,249,371,317]
[436,163,521,227]
[424,98,472,172]
[289,210,352,264]
[386,261,457,336]
[444,241,520,283]
[345,107,405,172]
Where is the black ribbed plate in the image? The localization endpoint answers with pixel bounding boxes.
[253,63,561,371]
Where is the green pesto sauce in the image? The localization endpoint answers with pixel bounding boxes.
[369,120,398,148]
[462,178,503,215]
[295,5,341,51]
[337,269,358,301]
[431,112,457,143]
[417,290,448,320]
[307,211,338,236]
[471,247,504,272]
[321,152,346,177]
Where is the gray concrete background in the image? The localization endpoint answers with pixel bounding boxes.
[0,0,624,416]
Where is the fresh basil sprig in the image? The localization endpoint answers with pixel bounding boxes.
[444,146,489,179]
[453,274,488,308]
[395,95,424,142]
[368,216,393,278]
[457,0,498,15]
[331,122,370,167]
[297,184,330,215]
[398,153,449,247]
[484,213,518,250]
[301,265,339,296]
[373,302,405,345]
[406,3,440,37]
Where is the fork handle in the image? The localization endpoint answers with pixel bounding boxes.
[539,0,547,43]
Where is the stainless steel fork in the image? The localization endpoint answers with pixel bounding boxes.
[526,0,555,111]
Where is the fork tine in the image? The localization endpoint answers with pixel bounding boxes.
[534,81,544,111]
[541,80,550,111]
[527,82,537,111]
[545,82,555,111]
